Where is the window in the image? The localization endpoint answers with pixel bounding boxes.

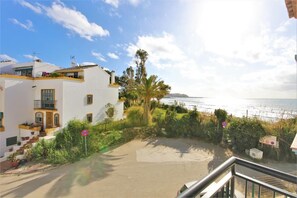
[41,89,55,109]
[86,113,92,123]
[0,112,3,127]
[6,136,17,146]
[15,67,33,77]
[35,112,43,124]
[87,94,93,104]
[54,113,59,126]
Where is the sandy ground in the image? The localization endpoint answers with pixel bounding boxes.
[0,138,296,198]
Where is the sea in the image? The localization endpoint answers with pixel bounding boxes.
[161,97,297,122]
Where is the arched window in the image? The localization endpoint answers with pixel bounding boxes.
[54,113,59,127]
[35,112,43,125]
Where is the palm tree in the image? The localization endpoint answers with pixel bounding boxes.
[135,49,148,82]
[156,80,171,104]
[137,75,170,125]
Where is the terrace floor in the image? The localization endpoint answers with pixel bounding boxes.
[0,138,296,198]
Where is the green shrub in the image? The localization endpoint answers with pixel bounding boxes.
[201,115,218,142]
[164,110,179,137]
[152,108,166,128]
[159,101,188,113]
[29,120,127,164]
[98,130,123,150]
[184,108,201,137]
[227,118,266,153]
[214,109,227,123]
[126,106,145,126]
[31,139,56,161]
[49,72,61,77]
[122,126,159,140]
[276,118,297,162]
[47,149,69,164]
[55,120,90,150]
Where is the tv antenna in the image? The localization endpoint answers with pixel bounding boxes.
[70,55,77,67]
[32,52,39,61]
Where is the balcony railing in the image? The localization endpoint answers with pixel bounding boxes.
[178,157,297,198]
[34,100,57,110]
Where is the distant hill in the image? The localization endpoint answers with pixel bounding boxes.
[165,93,189,98]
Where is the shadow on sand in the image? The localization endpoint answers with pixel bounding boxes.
[145,137,233,173]
[1,153,123,198]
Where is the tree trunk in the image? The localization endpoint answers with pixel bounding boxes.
[143,99,150,126]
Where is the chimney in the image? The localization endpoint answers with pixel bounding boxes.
[110,71,115,84]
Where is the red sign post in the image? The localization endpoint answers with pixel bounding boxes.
[81,130,89,155]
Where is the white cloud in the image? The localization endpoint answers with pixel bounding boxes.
[103,0,142,7]
[128,0,142,6]
[0,54,17,62]
[92,51,107,62]
[18,0,42,14]
[107,52,119,59]
[126,33,187,69]
[19,1,109,41]
[9,18,34,31]
[126,29,296,98]
[276,20,292,32]
[210,57,245,68]
[44,1,109,41]
[24,54,39,60]
[80,62,97,66]
[104,0,119,8]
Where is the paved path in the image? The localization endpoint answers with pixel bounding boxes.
[0,138,295,198]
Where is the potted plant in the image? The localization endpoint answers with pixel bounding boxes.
[8,153,19,167]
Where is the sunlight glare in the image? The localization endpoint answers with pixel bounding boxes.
[195,0,259,57]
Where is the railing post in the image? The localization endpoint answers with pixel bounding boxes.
[252,183,255,198]
[231,165,235,198]
[220,186,224,197]
[245,180,248,198]
[226,181,230,198]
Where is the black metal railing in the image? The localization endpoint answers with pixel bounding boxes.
[178,157,297,198]
[34,100,56,109]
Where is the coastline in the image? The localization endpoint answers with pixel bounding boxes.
[161,97,297,121]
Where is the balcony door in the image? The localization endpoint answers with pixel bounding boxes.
[41,89,55,109]
[46,112,53,128]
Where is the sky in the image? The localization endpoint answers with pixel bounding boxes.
[0,0,296,99]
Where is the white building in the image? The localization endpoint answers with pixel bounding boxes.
[0,60,123,157]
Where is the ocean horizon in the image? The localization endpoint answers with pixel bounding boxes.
[161,97,297,121]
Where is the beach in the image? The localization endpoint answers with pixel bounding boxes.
[162,97,297,121]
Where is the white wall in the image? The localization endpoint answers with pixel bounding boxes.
[114,101,124,120]
[84,67,123,122]
[33,62,61,77]
[62,80,85,126]
[0,78,33,156]
[62,67,123,126]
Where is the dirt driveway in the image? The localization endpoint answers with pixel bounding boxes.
[0,138,295,198]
